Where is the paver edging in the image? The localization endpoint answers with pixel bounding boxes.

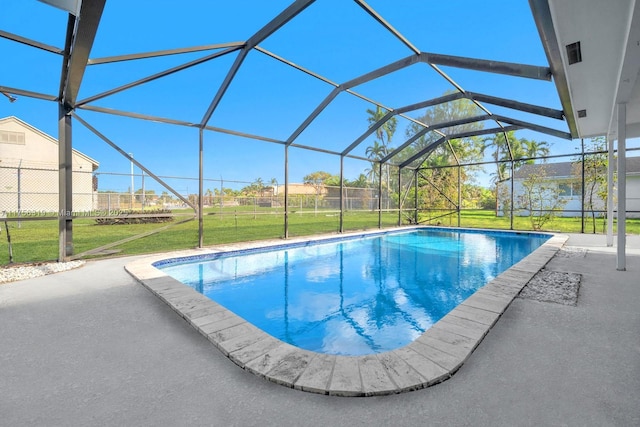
[125,229,568,396]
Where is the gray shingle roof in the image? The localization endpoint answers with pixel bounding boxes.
[513,157,640,179]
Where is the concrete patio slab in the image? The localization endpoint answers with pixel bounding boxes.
[2,232,639,425]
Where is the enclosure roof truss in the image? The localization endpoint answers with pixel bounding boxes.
[2,0,576,173]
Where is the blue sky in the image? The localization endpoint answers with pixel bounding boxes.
[2,0,637,194]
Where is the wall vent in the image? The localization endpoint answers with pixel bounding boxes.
[577,109,587,118]
[0,130,26,145]
[566,41,582,65]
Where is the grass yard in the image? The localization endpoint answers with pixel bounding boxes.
[457,209,640,234]
[1,208,638,265]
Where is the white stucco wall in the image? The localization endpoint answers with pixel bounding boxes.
[626,174,640,218]
[509,176,639,219]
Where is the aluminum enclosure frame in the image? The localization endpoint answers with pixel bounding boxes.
[1,0,578,261]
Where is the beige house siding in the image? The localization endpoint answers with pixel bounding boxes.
[0,116,99,213]
[276,183,326,196]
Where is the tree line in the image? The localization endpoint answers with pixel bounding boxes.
[299,90,609,230]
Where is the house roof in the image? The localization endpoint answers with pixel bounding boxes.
[0,116,99,170]
[514,156,640,179]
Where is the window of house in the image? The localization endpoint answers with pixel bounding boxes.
[558,181,581,197]
[0,130,26,145]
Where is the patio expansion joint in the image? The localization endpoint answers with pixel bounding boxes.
[125,229,568,397]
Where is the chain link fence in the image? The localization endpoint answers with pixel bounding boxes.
[2,155,638,224]
[1,165,95,217]
[2,150,639,265]
[0,167,398,218]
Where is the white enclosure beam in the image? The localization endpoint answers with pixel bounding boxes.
[607,134,614,247]
[617,103,626,271]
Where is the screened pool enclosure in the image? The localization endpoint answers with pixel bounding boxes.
[1,0,638,270]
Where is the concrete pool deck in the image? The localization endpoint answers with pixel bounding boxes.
[2,232,639,425]
[124,228,568,396]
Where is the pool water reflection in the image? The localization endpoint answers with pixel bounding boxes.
[159,229,549,355]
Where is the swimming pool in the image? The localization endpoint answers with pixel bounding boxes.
[157,229,549,355]
[127,227,566,396]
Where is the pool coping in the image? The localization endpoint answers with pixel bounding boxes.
[125,227,568,397]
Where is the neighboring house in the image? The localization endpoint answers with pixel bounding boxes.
[325,186,377,210]
[276,183,376,210]
[511,158,640,218]
[275,183,326,196]
[0,116,99,213]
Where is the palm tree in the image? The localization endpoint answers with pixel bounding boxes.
[366,140,391,209]
[205,188,213,206]
[366,106,397,146]
[486,131,550,168]
[482,131,553,215]
[365,107,398,211]
[365,140,388,161]
[365,141,387,186]
[350,173,370,188]
[521,138,550,162]
[254,178,264,196]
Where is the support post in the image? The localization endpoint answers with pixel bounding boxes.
[414,169,419,224]
[339,156,344,233]
[17,161,22,228]
[510,160,514,230]
[457,165,461,227]
[581,138,585,233]
[58,105,73,261]
[284,146,289,239]
[398,167,402,226]
[129,153,134,210]
[607,134,614,246]
[616,103,626,271]
[378,162,382,229]
[198,128,204,248]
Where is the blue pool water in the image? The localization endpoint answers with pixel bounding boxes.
[158,228,549,356]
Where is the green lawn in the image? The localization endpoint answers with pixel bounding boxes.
[1,208,638,265]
